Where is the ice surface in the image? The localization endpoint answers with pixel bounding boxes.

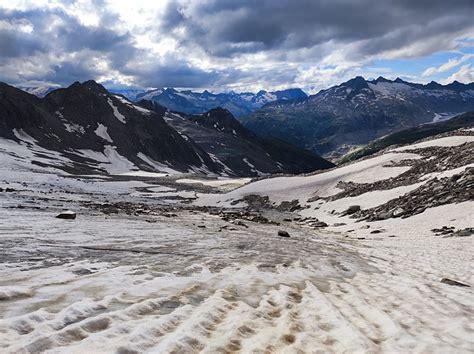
[0,130,473,352]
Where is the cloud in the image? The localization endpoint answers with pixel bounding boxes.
[422,54,473,77]
[160,0,474,59]
[122,55,222,88]
[0,4,138,85]
[441,64,474,84]
[0,0,473,91]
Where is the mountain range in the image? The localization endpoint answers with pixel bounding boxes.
[20,85,308,118]
[11,76,474,162]
[0,81,331,176]
[131,87,307,117]
[239,76,474,158]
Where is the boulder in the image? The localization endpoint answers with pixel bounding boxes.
[374,211,393,220]
[56,211,76,220]
[277,230,290,237]
[345,205,361,215]
[440,278,470,287]
[392,207,405,217]
[370,229,383,234]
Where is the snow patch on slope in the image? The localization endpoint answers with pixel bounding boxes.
[107,98,126,123]
[94,123,113,143]
[392,135,474,151]
[197,152,419,207]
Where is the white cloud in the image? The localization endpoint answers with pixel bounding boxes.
[422,54,473,77]
[1,1,473,91]
[441,64,474,84]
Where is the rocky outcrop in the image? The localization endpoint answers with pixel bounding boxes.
[357,167,473,221]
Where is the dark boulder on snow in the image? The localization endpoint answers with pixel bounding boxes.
[344,205,361,215]
[440,278,470,287]
[56,211,76,219]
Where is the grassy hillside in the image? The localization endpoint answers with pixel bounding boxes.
[338,112,474,164]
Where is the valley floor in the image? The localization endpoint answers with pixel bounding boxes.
[0,132,473,353]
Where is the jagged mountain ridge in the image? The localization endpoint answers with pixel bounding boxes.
[19,85,308,118]
[240,76,474,158]
[138,103,335,175]
[0,81,218,175]
[118,87,307,117]
[0,81,331,176]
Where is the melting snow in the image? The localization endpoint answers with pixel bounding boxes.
[12,129,37,144]
[392,135,474,151]
[107,98,126,123]
[94,123,113,143]
[197,152,419,207]
[137,152,180,174]
[176,177,251,191]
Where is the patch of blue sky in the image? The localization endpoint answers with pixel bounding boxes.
[368,46,474,83]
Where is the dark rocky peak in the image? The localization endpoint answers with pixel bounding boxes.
[342,76,369,90]
[394,77,409,84]
[207,107,233,117]
[77,80,109,95]
[45,80,110,110]
[191,107,250,137]
[136,99,168,116]
[274,88,307,99]
[425,81,443,90]
[445,80,473,91]
[339,76,374,101]
[372,76,392,84]
[0,82,45,136]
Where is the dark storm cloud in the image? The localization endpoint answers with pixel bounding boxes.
[122,55,224,88]
[0,0,472,88]
[161,0,474,57]
[42,58,103,85]
[0,7,134,57]
[0,5,138,85]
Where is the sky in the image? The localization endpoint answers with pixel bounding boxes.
[0,0,473,94]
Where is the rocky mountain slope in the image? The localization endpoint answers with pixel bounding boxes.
[0,81,330,177]
[131,87,307,117]
[240,77,474,158]
[139,103,334,176]
[0,81,219,175]
[197,127,474,235]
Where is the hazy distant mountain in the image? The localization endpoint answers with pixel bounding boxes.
[107,88,146,101]
[19,84,308,117]
[16,86,58,97]
[240,76,474,158]
[133,87,307,117]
